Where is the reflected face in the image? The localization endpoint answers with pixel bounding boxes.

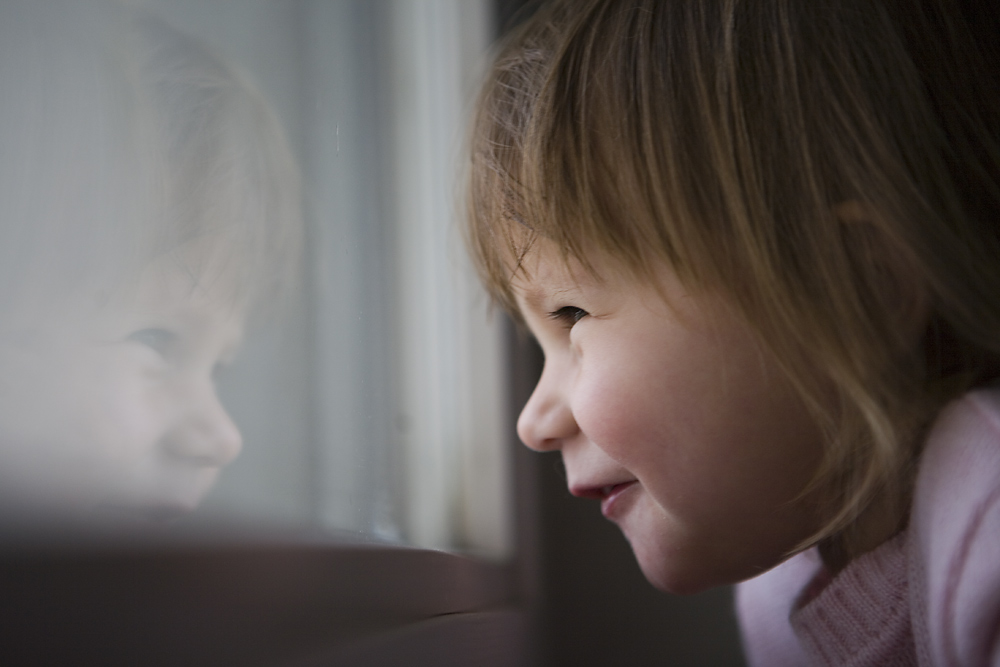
[514,241,826,594]
[0,253,244,521]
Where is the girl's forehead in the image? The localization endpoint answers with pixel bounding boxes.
[509,237,661,296]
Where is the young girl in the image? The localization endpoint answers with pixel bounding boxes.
[466,0,1000,664]
[0,0,300,523]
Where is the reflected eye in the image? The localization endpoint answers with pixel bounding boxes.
[549,306,588,328]
[127,328,176,357]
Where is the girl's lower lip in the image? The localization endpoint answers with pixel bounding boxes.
[601,481,638,519]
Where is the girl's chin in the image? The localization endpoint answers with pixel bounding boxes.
[631,541,720,595]
[618,506,726,595]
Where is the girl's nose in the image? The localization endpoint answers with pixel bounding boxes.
[517,358,578,451]
[164,383,243,467]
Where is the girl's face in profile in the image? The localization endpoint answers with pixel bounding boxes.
[514,239,827,593]
[0,251,244,521]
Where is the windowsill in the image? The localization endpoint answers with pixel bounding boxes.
[0,526,525,666]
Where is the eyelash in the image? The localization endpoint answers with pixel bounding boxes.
[548,306,588,328]
[128,328,177,357]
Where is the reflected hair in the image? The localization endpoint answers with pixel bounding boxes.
[0,0,301,319]
[466,0,1000,562]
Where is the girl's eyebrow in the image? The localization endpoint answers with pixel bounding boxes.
[517,286,546,310]
[517,284,582,312]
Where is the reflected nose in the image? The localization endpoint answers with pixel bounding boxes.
[164,382,243,467]
[517,357,578,452]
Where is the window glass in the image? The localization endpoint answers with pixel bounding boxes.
[0,0,510,558]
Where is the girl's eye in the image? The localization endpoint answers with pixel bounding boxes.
[127,328,176,357]
[549,306,588,328]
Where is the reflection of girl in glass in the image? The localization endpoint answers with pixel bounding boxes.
[0,0,300,522]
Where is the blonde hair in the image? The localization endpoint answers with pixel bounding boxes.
[0,0,301,320]
[467,0,1000,561]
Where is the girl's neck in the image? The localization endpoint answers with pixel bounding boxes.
[818,487,912,574]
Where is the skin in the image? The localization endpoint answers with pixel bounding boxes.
[0,252,244,522]
[514,239,828,594]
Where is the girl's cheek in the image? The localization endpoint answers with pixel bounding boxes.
[573,367,650,463]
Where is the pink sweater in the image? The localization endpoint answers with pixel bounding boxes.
[736,388,1000,666]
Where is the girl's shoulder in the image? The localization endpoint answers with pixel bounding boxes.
[910,387,1000,666]
[737,390,1000,667]
[913,387,1000,529]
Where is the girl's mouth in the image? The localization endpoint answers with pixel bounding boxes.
[569,479,639,519]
